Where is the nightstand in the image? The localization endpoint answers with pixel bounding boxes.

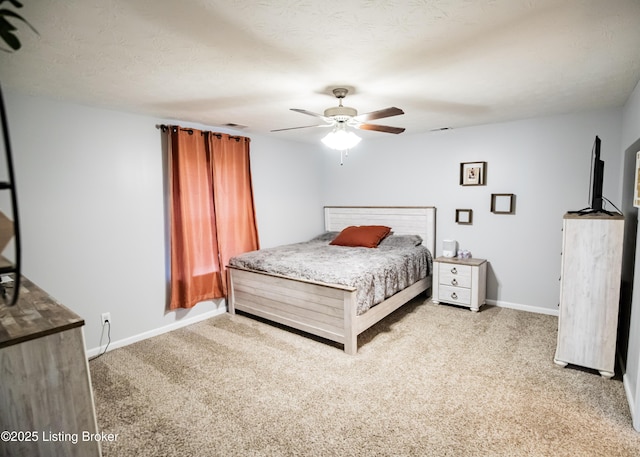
[432,256,487,312]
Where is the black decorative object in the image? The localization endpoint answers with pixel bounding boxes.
[0,82,22,305]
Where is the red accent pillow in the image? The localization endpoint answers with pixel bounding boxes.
[329,225,392,248]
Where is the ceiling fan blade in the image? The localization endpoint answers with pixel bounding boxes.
[271,124,326,132]
[354,107,404,122]
[290,108,331,121]
[357,123,405,134]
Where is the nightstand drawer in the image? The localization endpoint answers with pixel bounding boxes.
[438,285,471,306]
[438,263,472,287]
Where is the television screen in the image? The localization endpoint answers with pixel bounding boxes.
[568,135,612,215]
[589,136,604,211]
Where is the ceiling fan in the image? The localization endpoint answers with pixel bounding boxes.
[271,88,406,135]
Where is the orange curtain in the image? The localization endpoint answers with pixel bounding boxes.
[209,133,260,283]
[167,127,259,310]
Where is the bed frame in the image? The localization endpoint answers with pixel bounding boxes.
[227,206,437,354]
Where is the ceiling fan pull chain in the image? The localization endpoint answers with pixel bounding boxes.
[339,148,351,166]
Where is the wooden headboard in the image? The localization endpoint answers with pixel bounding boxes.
[324,206,437,255]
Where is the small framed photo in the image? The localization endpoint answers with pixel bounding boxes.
[455,209,473,225]
[460,161,486,186]
[491,193,515,214]
[634,151,640,208]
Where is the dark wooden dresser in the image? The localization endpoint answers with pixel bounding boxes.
[0,277,101,457]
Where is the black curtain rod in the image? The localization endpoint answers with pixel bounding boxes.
[155,124,193,134]
[155,124,249,142]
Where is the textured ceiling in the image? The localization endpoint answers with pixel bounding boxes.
[1,0,640,144]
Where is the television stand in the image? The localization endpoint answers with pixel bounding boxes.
[567,207,615,216]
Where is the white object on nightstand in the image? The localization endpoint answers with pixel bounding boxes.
[442,239,458,258]
[432,256,487,312]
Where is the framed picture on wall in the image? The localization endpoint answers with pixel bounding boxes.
[634,151,640,208]
[455,209,473,225]
[460,161,486,186]
[491,193,516,214]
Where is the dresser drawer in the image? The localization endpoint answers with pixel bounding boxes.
[438,263,472,288]
[438,285,471,306]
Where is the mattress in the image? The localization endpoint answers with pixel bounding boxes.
[228,232,432,315]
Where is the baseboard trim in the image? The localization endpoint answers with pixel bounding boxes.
[623,371,639,431]
[86,306,227,358]
[486,299,559,316]
[85,299,557,358]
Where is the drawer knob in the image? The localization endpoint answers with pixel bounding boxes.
[451,267,458,274]
[451,279,458,286]
[451,292,458,299]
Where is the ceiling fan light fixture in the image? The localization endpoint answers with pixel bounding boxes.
[321,125,361,151]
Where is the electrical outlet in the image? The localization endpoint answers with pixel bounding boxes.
[101,312,111,326]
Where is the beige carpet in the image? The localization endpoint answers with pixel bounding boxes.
[89,298,640,456]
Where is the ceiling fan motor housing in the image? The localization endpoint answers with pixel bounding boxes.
[324,106,358,122]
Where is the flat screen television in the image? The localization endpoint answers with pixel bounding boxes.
[569,135,610,215]
[589,135,604,212]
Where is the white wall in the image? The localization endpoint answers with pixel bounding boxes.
[621,79,640,431]
[1,91,323,355]
[249,134,324,248]
[322,109,623,314]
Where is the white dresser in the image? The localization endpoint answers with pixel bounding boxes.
[554,212,624,378]
[432,257,487,312]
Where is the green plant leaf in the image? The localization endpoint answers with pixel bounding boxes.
[0,1,37,52]
[0,16,17,32]
[0,1,24,9]
[0,8,38,34]
[0,29,20,51]
[0,6,38,52]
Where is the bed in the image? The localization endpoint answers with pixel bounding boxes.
[227,206,436,354]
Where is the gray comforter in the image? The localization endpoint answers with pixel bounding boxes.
[228,233,432,315]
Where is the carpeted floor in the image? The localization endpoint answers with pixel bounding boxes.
[89,298,640,456]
